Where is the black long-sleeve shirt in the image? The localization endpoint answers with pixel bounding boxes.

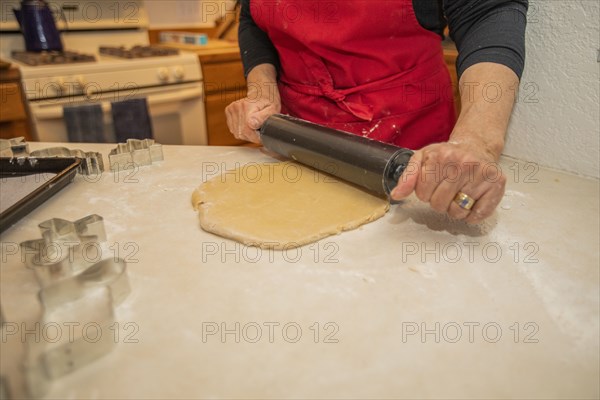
[239,0,528,80]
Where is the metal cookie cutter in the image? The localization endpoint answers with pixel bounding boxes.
[20,215,108,286]
[29,147,104,176]
[15,214,131,398]
[21,214,130,308]
[39,257,130,310]
[108,138,163,171]
[19,214,131,303]
[0,136,29,157]
[25,286,117,397]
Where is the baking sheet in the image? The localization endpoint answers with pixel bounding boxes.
[0,157,80,233]
[0,173,58,213]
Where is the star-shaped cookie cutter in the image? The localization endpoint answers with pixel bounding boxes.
[20,215,107,285]
[19,213,130,309]
[108,138,163,171]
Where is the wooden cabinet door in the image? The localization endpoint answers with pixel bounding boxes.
[205,91,247,146]
[0,81,33,140]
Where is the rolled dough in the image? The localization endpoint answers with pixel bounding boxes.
[192,162,389,249]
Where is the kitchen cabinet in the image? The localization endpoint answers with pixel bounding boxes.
[0,65,34,140]
[199,47,248,146]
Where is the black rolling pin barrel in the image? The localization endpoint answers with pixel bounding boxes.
[260,114,414,197]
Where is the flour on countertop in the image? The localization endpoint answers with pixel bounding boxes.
[408,264,438,279]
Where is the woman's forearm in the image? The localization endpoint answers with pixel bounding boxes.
[451,62,520,161]
[246,63,278,98]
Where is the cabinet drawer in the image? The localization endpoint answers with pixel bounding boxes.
[0,83,26,122]
[0,120,28,139]
[202,61,246,93]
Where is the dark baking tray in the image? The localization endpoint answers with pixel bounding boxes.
[0,157,81,234]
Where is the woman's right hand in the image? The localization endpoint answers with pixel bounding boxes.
[225,64,281,143]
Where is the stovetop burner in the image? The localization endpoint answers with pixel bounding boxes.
[11,51,97,66]
[99,45,179,59]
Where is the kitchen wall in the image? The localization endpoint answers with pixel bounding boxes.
[144,0,237,28]
[504,0,600,178]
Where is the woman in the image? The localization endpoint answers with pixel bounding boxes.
[226,0,528,224]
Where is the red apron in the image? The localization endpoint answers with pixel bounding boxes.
[250,0,456,149]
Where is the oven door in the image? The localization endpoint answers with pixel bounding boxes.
[28,82,207,145]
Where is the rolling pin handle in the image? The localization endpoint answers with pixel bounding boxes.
[383,149,414,196]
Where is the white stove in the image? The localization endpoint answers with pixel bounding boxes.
[0,0,208,145]
[14,50,202,101]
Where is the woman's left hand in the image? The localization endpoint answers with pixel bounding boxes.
[390,138,506,224]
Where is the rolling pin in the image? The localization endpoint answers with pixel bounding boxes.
[260,114,414,197]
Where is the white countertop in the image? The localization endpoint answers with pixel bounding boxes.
[1,143,599,399]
